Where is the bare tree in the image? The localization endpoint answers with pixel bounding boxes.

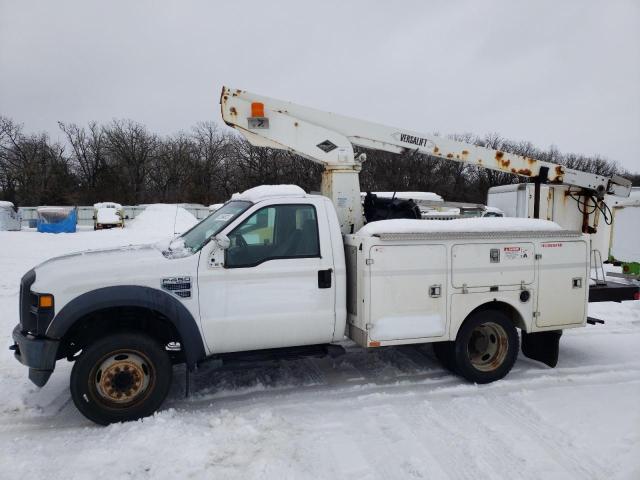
[59,121,110,202]
[150,133,195,202]
[103,120,157,204]
[1,114,632,207]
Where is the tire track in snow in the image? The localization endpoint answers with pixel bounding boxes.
[349,403,449,479]
[492,393,611,480]
[2,363,638,435]
[421,398,542,480]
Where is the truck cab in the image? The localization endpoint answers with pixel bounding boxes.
[194,185,346,354]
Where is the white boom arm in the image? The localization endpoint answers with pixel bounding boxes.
[220,86,632,234]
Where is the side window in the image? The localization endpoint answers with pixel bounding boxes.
[226,204,320,268]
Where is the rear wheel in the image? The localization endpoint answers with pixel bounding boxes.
[453,310,518,384]
[70,332,172,425]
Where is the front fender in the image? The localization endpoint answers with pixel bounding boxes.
[46,285,206,368]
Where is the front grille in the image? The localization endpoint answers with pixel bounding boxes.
[19,269,37,333]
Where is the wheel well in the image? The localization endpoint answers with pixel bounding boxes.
[468,301,526,331]
[57,306,184,362]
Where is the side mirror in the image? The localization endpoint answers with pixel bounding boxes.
[215,234,231,250]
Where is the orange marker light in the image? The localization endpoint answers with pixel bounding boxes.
[368,341,381,348]
[251,102,265,118]
[39,294,54,308]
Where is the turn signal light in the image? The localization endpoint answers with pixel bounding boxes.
[39,294,54,308]
[251,102,265,118]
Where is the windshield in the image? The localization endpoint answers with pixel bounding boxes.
[177,200,252,253]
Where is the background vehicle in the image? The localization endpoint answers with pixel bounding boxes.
[93,202,125,230]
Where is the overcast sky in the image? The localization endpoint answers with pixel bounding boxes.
[1,0,638,172]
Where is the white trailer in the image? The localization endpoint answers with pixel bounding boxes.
[488,184,640,283]
[0,201,21,231]
[608,190,640,265]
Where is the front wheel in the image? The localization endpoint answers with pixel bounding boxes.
[70,332,172,425]
[453,310,519,384]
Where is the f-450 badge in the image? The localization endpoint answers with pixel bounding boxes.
[161,276,192,298]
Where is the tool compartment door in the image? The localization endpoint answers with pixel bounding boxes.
[451,242,535,288]
[536,240,589,327]
[369,244,447,341]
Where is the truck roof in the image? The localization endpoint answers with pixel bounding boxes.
[231,185,310,203]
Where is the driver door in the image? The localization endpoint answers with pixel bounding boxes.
[197,200,336,354]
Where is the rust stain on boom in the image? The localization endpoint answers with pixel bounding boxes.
[494,151,512,169]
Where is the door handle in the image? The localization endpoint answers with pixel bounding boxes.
[318,269,333,289]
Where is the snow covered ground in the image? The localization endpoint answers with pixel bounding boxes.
[0,206,638,479]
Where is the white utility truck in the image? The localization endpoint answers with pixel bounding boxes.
[11,87,636,425]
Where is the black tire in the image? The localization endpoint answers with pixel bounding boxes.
[453,310,519,384]
[433,341,457,372]
[70,332,172,425]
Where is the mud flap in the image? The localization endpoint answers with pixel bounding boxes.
[521,330,562,367]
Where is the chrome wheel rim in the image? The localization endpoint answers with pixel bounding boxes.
[467,322,509,372]
[94,351,153,406]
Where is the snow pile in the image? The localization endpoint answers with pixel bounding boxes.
[369,191,443,202]
[0,200,15,208]
[129,204,198,235]
[358,217,563,236]
[93,202,122,209]
[422,209,460,218]
[232,185,306,202]
[483,206,504,215]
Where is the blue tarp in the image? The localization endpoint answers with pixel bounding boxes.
[37,207,77,233]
